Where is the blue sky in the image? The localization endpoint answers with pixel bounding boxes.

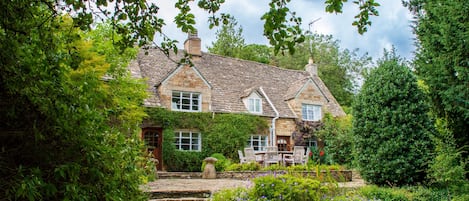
[155,0,416,62]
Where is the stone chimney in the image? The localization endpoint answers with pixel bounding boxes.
[305,57,318,76]
[184,31,202,57]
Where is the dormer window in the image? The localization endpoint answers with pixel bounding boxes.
[248,98,262,113]
[302,104,322,121]
[172,91,201,112]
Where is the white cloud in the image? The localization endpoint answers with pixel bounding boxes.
[152,0,415,61]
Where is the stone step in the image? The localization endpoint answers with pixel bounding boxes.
[352,171,362,180]
[150,198,209,201]
[148,190,211,200]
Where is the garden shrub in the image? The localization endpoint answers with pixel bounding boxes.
[252,175,323,201]
[162,129,205,172]
[352,50,434,186]
[225,162,261,171]
[211,187,251,201]
[309,146,329,165]
[406,186,451,201]
[316,113,354,166]
[358,185,411,201]
[201,153,231,172]
[261,164,286,171]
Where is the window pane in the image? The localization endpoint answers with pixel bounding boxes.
[171,91,201,112]
[182,93,191,98]
[174,131,201,151]
[302,105,307,119]
[255,99,260,112]
[314,105,321,121]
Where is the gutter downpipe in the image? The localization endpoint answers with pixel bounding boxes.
[259,87,279,147]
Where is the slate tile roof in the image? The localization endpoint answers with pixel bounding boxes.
[131,47,345,118]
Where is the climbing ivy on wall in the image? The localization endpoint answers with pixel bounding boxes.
[146,108,268,171]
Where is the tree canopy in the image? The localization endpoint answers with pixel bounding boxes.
[406,0,469,166]
[208,17,272,64]
[271,34,371,107]
[0,15,150,199]
[208,16,246,58]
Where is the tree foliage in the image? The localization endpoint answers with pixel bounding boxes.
[316,114,354,166]
[406,0,469,166]
[208,18,272,64]
[271,34,371,107]
[0,16,149,199]
[208,16,246,58]
[352,50,434,186]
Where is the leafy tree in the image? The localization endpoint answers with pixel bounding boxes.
[352,49,434,186]
[0,16,149,199]
[208,18,272,64]
[406,0,469,167]
[238,44,272,64]
[271,34,371,107]
[208,16,246,57]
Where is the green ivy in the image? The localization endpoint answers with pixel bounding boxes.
[146,108,268,171]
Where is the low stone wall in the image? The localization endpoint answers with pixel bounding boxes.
[158,170,352,182]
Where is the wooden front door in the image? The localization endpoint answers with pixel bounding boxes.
[142,128,163,170]
[277,136,291,151]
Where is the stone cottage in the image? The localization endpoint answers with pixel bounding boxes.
[129,33,345,169]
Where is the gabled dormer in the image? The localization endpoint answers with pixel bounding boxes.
[242,91,263,114]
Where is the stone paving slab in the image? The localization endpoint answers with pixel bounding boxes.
[143,177,365,194]
[143,179,252,193]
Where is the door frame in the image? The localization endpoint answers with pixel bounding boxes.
[142,127,163,170]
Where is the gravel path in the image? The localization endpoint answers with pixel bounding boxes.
[142,178,365,193]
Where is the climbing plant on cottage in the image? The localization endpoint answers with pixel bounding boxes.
[146,108,268,172]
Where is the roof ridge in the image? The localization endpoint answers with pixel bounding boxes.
[202,52,310,74]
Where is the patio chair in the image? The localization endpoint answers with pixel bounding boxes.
[304,147,311,164]
[264,146,281,167]
[243,147,257,163]
[284,146,305,166]
[238,150,248,164]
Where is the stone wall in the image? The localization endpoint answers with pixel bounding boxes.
[158,170,352,182]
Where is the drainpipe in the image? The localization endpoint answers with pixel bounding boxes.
[259,87,279,147]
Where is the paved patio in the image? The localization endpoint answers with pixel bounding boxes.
[142,177,365,193]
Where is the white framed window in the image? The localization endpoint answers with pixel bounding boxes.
[248,98,262,113]
[174,131,201,151]
[247,135,268,151]
[305,137,318,148]
[171,91,201,112]
[302,104,322,121]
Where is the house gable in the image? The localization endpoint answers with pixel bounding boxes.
[158,64,212,112]
[242,90,263,114]
[287,79,327,119]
